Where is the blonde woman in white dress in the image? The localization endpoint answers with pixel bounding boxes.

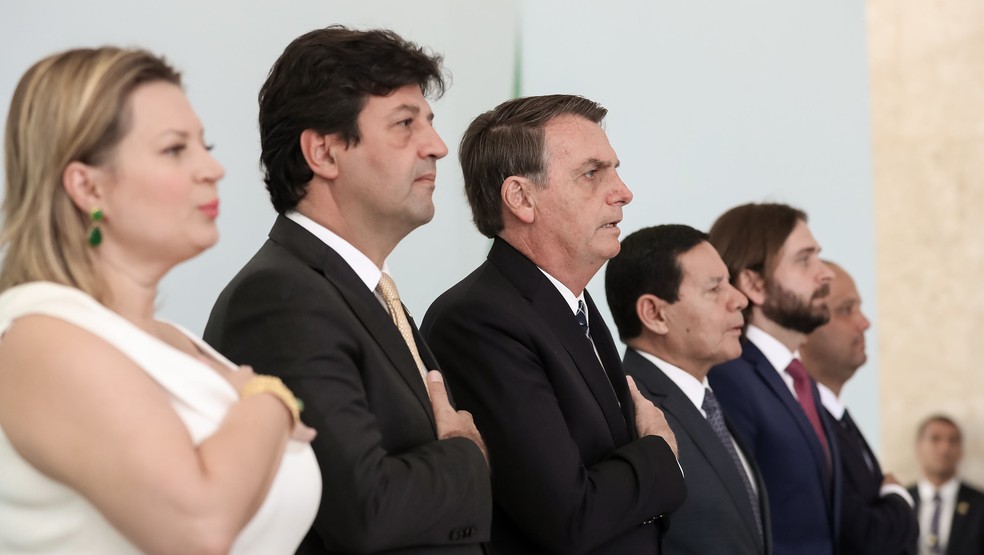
[0,47,321,554]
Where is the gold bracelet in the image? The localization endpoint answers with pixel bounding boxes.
[240,375,302,430]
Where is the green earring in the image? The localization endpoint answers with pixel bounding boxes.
[87,208,103,247]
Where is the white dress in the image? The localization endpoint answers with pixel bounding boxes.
[0,282,322,554]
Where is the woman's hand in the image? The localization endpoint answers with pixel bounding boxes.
[232,365,316,444]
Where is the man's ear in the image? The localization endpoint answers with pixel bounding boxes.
[501,176,536,224]
[300,129,343,181]
[738,268,766,306]
[637,294,671,336]
[62,161,104,213]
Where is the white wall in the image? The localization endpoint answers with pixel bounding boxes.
[1,0,879,449]
[518,0,881,448]
[0,0,517,332]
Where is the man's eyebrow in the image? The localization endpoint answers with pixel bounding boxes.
[391,103,436,122]
[391,104,421,115]
[704,275,726,287]
[572,157,619,176]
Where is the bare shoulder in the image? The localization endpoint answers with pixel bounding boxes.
[0,314,195,490]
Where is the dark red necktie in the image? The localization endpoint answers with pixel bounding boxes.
[786,358,830,467]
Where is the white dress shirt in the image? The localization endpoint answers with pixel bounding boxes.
[287,211,391,307]
[539,268,587,318]
[744,325,799,399]
[917,477,960,555]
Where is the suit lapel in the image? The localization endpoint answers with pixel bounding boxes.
[728,414,770,552]
[488,238,630,446]
[624,349,762,547]
[835,409,882,482]
[408,311,440,373]
[407,311,460,405]
[268,216,435,428]
[849,411,883,479]
[744,342,829,488]
[585,291,636,438]
[948,484,974,553]
[816,383,841,532]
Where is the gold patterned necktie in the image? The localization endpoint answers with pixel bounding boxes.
[376,272,429,391]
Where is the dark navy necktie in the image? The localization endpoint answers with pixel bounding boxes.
[576,300,590,337]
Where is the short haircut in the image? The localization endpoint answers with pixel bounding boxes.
[258,25,446,214]
[605,224,709,341]
[2,47,180,301]
[709,202,807,320]
[459,94,607,237]
[916,414,963,442]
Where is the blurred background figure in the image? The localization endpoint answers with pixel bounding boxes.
[0,47,318,554]
[907,416,984,555]
[801,261,917,554]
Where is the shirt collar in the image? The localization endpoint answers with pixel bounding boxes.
[817,382,845,420]
[286,210,388,291]
[634,349,709,414]
[539,268,587,319]
[746,324,797,376]
[918,477,961,500]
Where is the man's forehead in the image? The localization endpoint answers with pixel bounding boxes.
[681,242,728,281]
[543,115,617,161]
[779,221,821,257]
[829,272,860,300]
[926,421,960,435]
[544,113,596,129]
[365,85,432,113]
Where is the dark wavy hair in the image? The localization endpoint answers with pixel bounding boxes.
[606,224,709,341]
[258,26,446,214]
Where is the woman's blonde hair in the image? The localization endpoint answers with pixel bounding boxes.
[1,47,180,300]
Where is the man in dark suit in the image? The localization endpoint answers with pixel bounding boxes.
[605,224,771,554]
[421,95,686,554]
[706,203,841,555]
[204,27,491,554]
[801,262,917,554]
[907,415,984,555]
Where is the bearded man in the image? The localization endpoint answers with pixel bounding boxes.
[707,203,840,555]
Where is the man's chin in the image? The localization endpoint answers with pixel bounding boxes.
[410,202,436,226]
[718,341,743,363]
[596,240,622,262]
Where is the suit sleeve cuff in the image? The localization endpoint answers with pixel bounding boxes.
[880,483,915,508]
